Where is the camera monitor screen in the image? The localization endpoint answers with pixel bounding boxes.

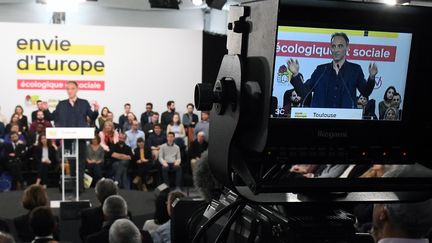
[271,26,412,121]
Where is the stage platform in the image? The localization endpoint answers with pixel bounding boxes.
[0,188,157,242]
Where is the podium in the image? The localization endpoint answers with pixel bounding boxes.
[46,127,95,201]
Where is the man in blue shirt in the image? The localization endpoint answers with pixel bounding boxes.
[53,81,99,191]
[125,120,145,150]
[288,32,378,109]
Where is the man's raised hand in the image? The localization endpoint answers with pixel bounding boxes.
[369,62,378,79]
[287,58,300,77]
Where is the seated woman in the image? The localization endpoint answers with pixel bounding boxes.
[99,121,119,152]
[13,184,58,242]
[166,113,186,148]
[34,134,58,188]
[132,137,153,191]
[86,135,105,184]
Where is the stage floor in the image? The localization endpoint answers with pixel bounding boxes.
[0,188,156,236]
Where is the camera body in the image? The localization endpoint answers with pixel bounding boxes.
[195,0,432,198]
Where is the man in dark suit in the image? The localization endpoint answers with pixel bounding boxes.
[288,32,378,109]
[160,101,178,131]
[4,131,27,190]
[31,100,53,122]
[80,178,118,241]
[53,81,99,191]
[119,103,131,132]
[85,195,129,243]
[140,102,154,130]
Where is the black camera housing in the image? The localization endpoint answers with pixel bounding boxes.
[195,0,432,200]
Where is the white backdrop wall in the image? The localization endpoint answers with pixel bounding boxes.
[0,22,203,121]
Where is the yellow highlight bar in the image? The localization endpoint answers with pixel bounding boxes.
[278,26,399,38]
[17,64,104,76]
[16,45,105,55]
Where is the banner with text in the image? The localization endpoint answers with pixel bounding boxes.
[0,22,202,119]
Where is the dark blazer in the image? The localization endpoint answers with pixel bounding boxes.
[140,112,154,128]
[53,98,98,127]
[291,61,375,109]
[80,206,104,241]
[189,140,208,159]
[33,146,58,166]
[80,207,133,241]
[4,143,27,161]
[133,147,152,162]
[85,224,110,243]
[19,115,29,132]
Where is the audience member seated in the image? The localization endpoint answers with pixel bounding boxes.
[0,231,15,243]
[99,121,119,152]
[392,92,403,118]
[109,133,133,189]
[357,95,378,120]
[143,112,159,138]
[194,111,209,142]
[119,103,131,132]
[282,89,303,118]
[142,189,170,233]
[29,206,59,243]
[132,138,153,191]
[166,113,186,148]
[182,103,199,129]
[108,219,141,243]
[14,105,29,134]
[29,111,52,134]
[28,123,46,147]
[140,102,154,130]
[34,134,58,187]
[161,101,177,131]
[4,131,27,190]
[106,112,121,132]
[3,124,26,146]
[31,100,53,122]
[384,107,399,121]
[304,164,348,178]
[85,195,129,243]
[80,178,119,241]
[5,114,23,136]
[150,191,185,243]
[378,86,396,120]
[14,184,53,242]
[123,112,138,132]
[97,107,110,131]
[159,132,182,190]
[125,120,145,150]
[147,124,166,160]
[371,199,432,243]
[189,131,208,177]
[86,135,105,184]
